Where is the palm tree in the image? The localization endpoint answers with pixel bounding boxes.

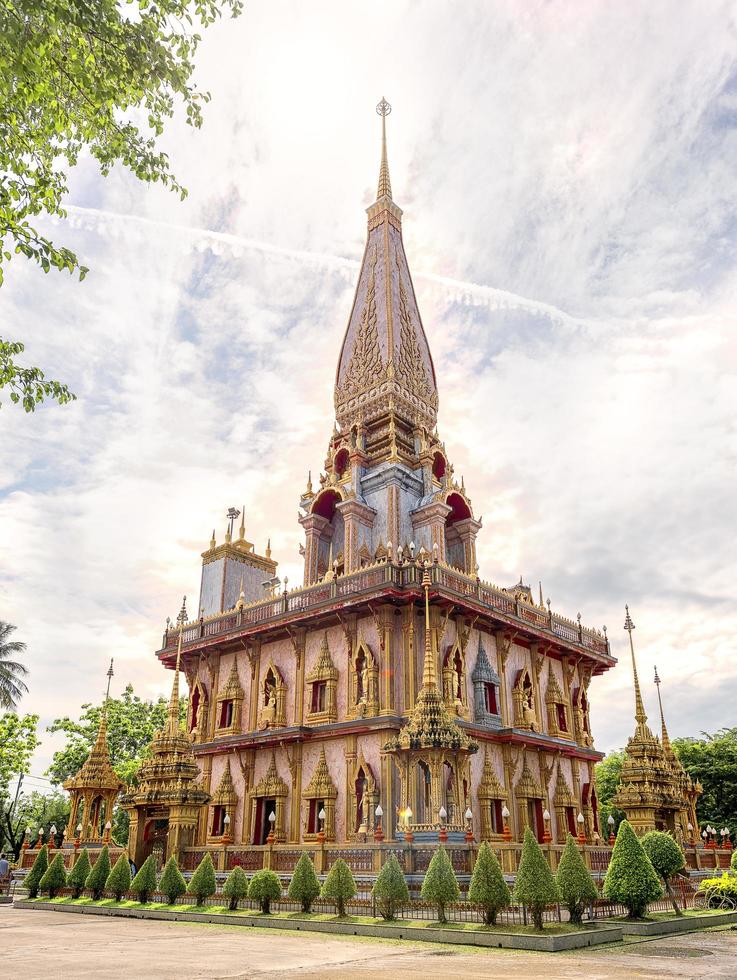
[0,621,29,709]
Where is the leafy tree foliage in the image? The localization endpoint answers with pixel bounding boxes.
[0,622,29,707]
[0,711,40,856]
[39,852,66,897]
[130,854,158,904]
[372,852,410,921]
[674,729,737,841]
[420,847,460,924]
[603,820,662,918]
[159,856,187,905]
[248,869,282,914]
[468,842,511,926]
[732,849,737,873]
[106,852,132,901]
[24,842,48,898]
[513,827,560,930]
[222,865,249,911]
[594,750,626,834]
[287,852,320,913]
[321,858,357,917]
[0,0,243,411]
[186,853,216,906]
[642,831,686,915]
[555,835,598,925]
[67,848,91,898]
[84,844,110,900]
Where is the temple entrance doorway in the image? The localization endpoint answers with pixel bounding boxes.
[526,800,544,842]
[253,797,276,844]
[141,817,169,866]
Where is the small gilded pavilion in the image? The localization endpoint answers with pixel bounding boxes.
[612,606,700,839]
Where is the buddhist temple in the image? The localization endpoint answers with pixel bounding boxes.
[611,606,700,839]
[146,100,615,871]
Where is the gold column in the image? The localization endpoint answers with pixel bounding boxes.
[345,735,357,839]
[290,629,306,725]
[208,653,221,741]
[248,641,261,731]
[376,605,395,715]
[288,744,303,843]
[495,631,511,726]
[402,605,416,712]
[531,644,545,733]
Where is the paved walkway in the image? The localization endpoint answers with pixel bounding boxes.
[4,906,737,979]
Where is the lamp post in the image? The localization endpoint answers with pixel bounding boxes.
[222,812,232,844]
[542,809,552,844]
[23,826,31,851]
[577,812,586,846]
[317,807,326,844]
[266,810,276,845]
[374,804,384,843]
[75,823,83,847]
[724,828,732,851]
[501,804,512,842]
[702,829,708,847]
[36,826,43,849]
[49,825,57,850]
[438,806,448,843]
[404,807,414,844]
[607,814,616,846]
[464,807,474,843]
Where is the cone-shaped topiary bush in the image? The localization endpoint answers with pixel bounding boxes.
[159,856,187,905]
[513,827,560,930]
[248,869,282,914]
[421,847,460,924]
[555,835,598,925]
[25,845,49,899]
[642,831,686,916]
[106,853,132,901]
[603,819,662,918]
[287,852,321,913]
[186,853,216,906]
[223,866,249,911]
[130,855,158,904]
[321,858,357,917]
[68,850,91,899]
[372,852,410,921]
[84,845,111,901]
[39,853,67,898]
[468,842,511,926]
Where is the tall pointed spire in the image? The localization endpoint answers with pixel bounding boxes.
[421,562,437,689]
[167,595,187,735]
[653,665,673,756]
[624,605,649,732]
[376,97,392,201]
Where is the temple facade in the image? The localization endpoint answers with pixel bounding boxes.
[144,102,615,870]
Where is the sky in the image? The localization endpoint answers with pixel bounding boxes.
[1,0,736,788]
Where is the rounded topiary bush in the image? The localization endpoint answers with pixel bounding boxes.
[248,869,282,914]
[39,853,67,898]
[555,834,598,925]
[84,845,111,901]
[159,856,187,905]
[642,831,686,915]
[468,841,511,926]
[25,845,49,899]
[321,858,357,917]
[186,853,216,906]
[513,827,560,930]
[67,849,91,899]
[372,852,410,921]
[223,866,249,911]
[603,820,662,919]
[106,853,132,902]
[287,852,321,913]
[130,855,158,904]
[420,847,460,924]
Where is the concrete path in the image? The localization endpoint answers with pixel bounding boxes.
[4,905,737,979]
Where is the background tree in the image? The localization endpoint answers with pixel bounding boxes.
[320,858,357,917]
[674,729,737,841]
[603,820,662,918]
[641,831,686,916]
[0,711,40,857]
[287,852,320,913]
[594,749,626,834]
[222,865,249,911]
[512,827,560,930]
[159,856,187,905]
[555,835,598,925]
[372,853,410,921]
[420,847,460,925]
[0,622,28,708]
[3,790,70,859]
[0,0,243,411]
[468,841,511,926]
[248,869,282,914]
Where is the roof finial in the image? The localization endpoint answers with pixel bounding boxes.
[265,537,272,560]
[105,658,114,707]
[653,665,673,755]
[239,506,246,541]
[167,596,186,735]
[624,605,648,729]
[421,562,437,689]
[376,97,392,201]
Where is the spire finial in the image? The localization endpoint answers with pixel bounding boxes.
[105,658,114,707]
[421,562,437,689]
[624,604,648,729]
[266,537,272,560]
[239,506,245,541]
[167,596,186,735]
[376,97,392,201]
[653,664,673,754]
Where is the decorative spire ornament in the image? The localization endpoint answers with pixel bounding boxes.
[376,97,392,201]
[653,665,674,756]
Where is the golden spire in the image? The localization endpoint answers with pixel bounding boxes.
[653,665,673,756]
[421,563,437,689]
[167,595,187,735]
[239,506,246,541]
[266,537,272,560]
[376,97,392,201]
[210,528,216,549]
[624,605,648,730]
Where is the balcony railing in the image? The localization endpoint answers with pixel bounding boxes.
[160,559,610,659]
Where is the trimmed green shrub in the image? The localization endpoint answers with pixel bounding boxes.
[186,853,216,906]
[25,845,49,899]
[701,872,737,907]
[159,856,187,905]
[84,845,110,901]
[513,827,560,930]
[39,853,67,898]
[287,852,321,913]
[421,847,460,924]
[555,835,598,925]
[248,869,282,914]
[642,831,686,915]
[603,819,662,918]
[106,853,132,901]
[372,852,410,921]
[468,842,511,926]
[222,866,249,911]
[68,849,92,899]
[130,855,158,904]
[321,858,357,917]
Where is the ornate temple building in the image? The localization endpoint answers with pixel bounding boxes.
[612,607,700,839]
[140,101,617,869]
